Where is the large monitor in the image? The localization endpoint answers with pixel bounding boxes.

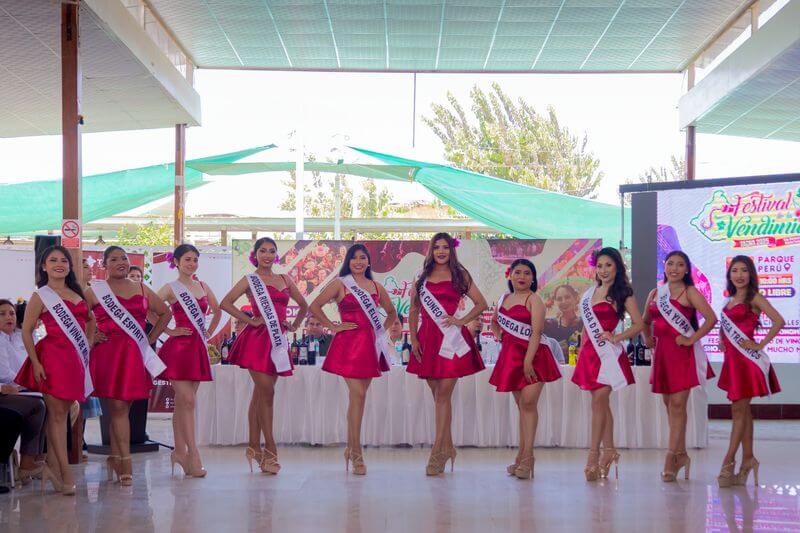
[623,175,800,363]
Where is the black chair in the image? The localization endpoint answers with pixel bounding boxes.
[0,407,24,492]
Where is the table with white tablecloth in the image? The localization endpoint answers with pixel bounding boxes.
[196,364,708,448]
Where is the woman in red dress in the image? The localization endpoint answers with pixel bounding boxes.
[85,246,172,485]
[408,232,487,476]
[157,244,221,478]
[220,237,308,475]
[642,250,717,482]
[716,255,783,488]
[572,247,643,481]
[490,259,561,479]
[15,245,96,495]
[309,244,397,475]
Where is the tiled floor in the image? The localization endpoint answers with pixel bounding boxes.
[1,419,799,532]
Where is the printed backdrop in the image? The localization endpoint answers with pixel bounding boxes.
[657,182,800,363]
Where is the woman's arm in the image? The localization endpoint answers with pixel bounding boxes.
[375,282,398,330]
[682,286,717,345]
[202,282,222,338]
[444,274,487,327]
[408,287,422,361]
[606,296,644,343]
[144,285,172,344]
[523,295,545,382]
[641,289,656,348]
[21,293,45,382]
[750,293,785,350]
[309,280,355,333]
[490,305,502,340]
[285,277,309,332]
[220,277,262,327]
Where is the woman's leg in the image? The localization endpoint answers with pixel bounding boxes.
[172,380,202,468]
[511,392,523,465]
[169,380,187,457]
[722,399,750,465]
[434,378,458,453]
[740,399,755,460]
[107,399,133,477]
[344,378,372,455]
[589,387,610,454]
[668,390,691,454]
[247,386,263,450]
[518,383,544,459]
[249,372,278,456]
[43,395,74,487]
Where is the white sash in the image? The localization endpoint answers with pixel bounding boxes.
[655,284,709,386]
[720,301,773,394]
[340,275,391,365]
[246,274,291,373]
[580,286,628,391]
[37,286,93,396]
[169,281,208,342]
[418,280,471,359]
[496,293,561,370]
[92,281,166,378]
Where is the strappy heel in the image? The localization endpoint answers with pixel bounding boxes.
[106,455,120,482]
[600,448,621,480]
[118,457,133,486]
[40,464,63,494]
[426,450,447,476]
[675,452,691,481]
[348,450,366,476]
[507,456,520,475]
[584,450,601,482]
[717,461,736,488]
[170,452,191,477]
[259,449,281,475]
[735,457,760,486]
[514,455,535,480]
[245,447,263,473]
[17,464,44,486]
[344,447,351,472]
[446,447,457,473]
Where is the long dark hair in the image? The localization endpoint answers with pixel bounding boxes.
[339,243,373,279]
[15,299,26,329]
[507,259,538,293]
[726,255,759,307]
[36,245,85,299]
[102,245,126,264]
[593,247,632,320]
[415,232,471,297]
[663,250,699,329]
[173,244,200,266]
[253,237,277,255]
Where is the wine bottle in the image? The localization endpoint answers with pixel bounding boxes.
[308,336,317,366]
[291,333,299,365]
[401,332,411,366]
[298,335,309,365]
[634,335,646,366]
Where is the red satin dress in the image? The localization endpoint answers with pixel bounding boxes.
[571,302,635,391]
[322,284,390,379]
[489,300,561,392]
[717,303,781,401]
[159,296,212,382]
[90,286,154,400]
[15,299,89,402]
[228,285,293,377]
[648,295,714,394]
[406,280,485,379]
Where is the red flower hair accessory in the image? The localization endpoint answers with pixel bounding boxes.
[452,237,461,248]
[504,266,511,278]
[249,250,258,267]
[166,252,176,270]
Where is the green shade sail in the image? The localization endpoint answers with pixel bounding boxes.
[188,161,417,183]
[0,145,274,235]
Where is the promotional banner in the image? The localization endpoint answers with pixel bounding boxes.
[657,183,800,363]
[232,238,600,356]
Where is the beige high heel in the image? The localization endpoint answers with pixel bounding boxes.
[445,447,457,473]
[118,457,133,486]
[259,449,281,475]
[245,447,263,473]
[170,452,193,477]
[507,458,520,476]
[584,450,601,482]
[39,463,63,494]
[514,455,535,480]
[600,448,621,480]
[426,449,447,476]
[717,461,736,488]
[344,447,351,472]
[106,455,120,482]
[348,450,366,476]
[735,457,760,486]
[17,464,44,485]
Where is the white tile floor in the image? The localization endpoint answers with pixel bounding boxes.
[1,419,799,533]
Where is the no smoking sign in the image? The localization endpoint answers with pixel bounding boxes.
[61,219,81,249]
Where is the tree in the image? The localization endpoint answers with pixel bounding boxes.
[116,222,172,246]
[423,83,603,198]
[628,155,685,185]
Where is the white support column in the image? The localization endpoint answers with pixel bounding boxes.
[334,174,342,240]
[751,1,760,33]
[295,130,305,240]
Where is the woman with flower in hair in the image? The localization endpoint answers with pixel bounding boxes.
[572,247,643,481]
[157,244,221,478]
[220,237,308,474]
[490,259,561,479]
[408,232,487,475]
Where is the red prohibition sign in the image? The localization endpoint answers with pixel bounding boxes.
[62,220,80,238]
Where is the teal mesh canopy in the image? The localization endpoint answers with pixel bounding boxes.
[0,146,273,235]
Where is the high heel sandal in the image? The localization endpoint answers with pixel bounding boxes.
[735,457,760,486]
[106,455,120,482]
[717,461,736,488]
[348,450,366,476]
[17,464,44,486]
[661,451,678,482]
[259,449,281,475]
[118,457,133,486]
[661,451,691,482]
[344,447,350,472]
[245,447,263,473]
[507,456,520,475]
[600,448,621,480]
[584,450,601,482]
[188,456,208,478]
[514,455,535,480]
[426,450,447,476]
[445,447,457,473]
[39,464,63,494]
[170,452,192,477]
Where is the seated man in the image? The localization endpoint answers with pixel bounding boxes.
[305,316,332,359]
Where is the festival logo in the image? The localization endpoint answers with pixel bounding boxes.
[383,275,412,318]
[690,187,800,249]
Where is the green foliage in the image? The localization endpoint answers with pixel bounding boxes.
[629,155,685,185]
[423,83,603,198]
[116,222,172,246]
